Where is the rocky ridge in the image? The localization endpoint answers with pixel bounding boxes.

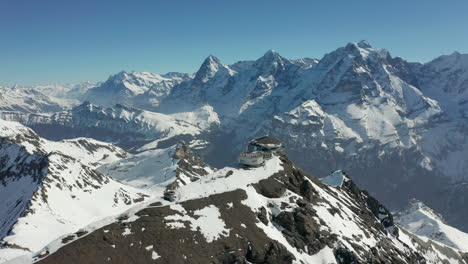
[33,150,468,264]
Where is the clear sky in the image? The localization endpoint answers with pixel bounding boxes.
[1,0,467,85]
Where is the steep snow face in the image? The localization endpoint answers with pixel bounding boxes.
[0,120,148,263]
[417,52,468,118]
[83,71,193,109]
[396,200,468,252]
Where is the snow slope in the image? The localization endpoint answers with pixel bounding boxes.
[396,200,468,253]
[98,142,214,190]
[33,151,468,264]
[0,86,64,113]
[0,102,220,151]
[0,120,149,263]
[2,41,468,234]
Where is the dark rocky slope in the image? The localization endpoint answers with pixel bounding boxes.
[37,153,467,264]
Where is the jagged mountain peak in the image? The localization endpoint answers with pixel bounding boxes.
[356,39,372,49]
[113,70,130,79]
[256,49,283,63]
[333,40,390,62]
[193,55,227,83]
[262,49,280,58]
[253,49,291,73]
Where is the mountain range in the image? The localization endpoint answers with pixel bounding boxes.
[1,41,467,263]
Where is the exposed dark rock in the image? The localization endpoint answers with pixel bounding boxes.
[335,247,360,264]
[35,151,465,264]
[61,235,75,244]
[75,230,88,237]
[164,141,212,196]
[340,171,395,231]
[172,141,192,160]
[253,177,285,198]
[37,190,298,264]
[257,206,269,225]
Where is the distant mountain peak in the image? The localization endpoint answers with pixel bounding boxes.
[253,49,290,73]
[405,199,445,222]
[356,40,372,49]
[113,70,130,79]
[194,55,225,83]
[258,49,282,62]
[200,55,223,68]
[263,49,279,57]
[427,50,468,71]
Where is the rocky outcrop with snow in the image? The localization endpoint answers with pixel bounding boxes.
[158,41,467,230]
[0,120,149,263]
[33,151,468,264]
[2,41,468,234]
[98,141,214,191]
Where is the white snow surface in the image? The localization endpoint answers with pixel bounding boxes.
[0,120,148,263]
[320,170,348,187]
[98,147,178,189]
[165,204,230,243]
[397,200,468,252]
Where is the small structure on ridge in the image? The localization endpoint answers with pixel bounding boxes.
[239,136,283,167]
[247,136,283,152]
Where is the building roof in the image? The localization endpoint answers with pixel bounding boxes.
[251,136,282,145]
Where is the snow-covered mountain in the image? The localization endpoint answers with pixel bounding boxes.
[99,142,214,190]
[0,120,149,263]
[0,85,64,113]
[0,102,220,152]
[1,41,467,234]
[0,82,95,114]
[417,51,468,118]
[157,42,468,229]
[32,82,95,101]
[31,150,468,264]
[83,71,193,109]
[0,123,217,263]
[396,199,468,253]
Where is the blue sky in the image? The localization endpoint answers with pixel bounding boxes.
[1,0,467,85]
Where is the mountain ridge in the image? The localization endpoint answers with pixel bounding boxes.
[1,40,467,235]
